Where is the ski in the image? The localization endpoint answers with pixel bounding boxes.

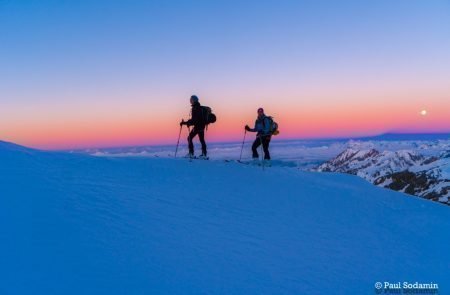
[189,156,209,161]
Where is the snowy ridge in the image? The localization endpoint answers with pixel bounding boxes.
[2,141,450,294]
[317,143,450,205]
[0,140,36,153]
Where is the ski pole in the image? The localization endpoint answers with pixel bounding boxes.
[260,135,265,170]
[239,130,247,162]
[174,123,183,158]
[187,125,191,155]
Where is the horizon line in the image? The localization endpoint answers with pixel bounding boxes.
[58,131,450,152]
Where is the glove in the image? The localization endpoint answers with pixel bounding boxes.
[180,120,185,126]
[245,125,251,131]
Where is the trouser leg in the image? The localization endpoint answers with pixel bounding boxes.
[262,136,271,160]
[198,130,207,155]
[251,137,261,158]
[188,128,198,154]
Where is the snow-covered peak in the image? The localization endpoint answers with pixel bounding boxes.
[322,148,379,169]
[377,150,425,169]
[319,148,425,172]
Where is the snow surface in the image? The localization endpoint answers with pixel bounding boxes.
[2,141,450,294]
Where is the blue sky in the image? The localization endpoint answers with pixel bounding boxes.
[1,0,449,148]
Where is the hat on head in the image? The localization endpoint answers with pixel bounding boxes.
[190,95,199,103]
[257,107,264,113]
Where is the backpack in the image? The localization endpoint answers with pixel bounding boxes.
[201,106,217,125]
[264,116,279,135]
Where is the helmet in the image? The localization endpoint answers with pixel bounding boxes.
[190,95,199,103]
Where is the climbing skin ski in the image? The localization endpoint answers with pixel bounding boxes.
[189,156,209,161]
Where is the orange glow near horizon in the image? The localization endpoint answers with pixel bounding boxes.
[3,94,449,150]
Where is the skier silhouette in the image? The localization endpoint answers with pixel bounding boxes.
[245,107,272,162]
[180,95,207,159]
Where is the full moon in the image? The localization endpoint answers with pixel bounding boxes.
[420,110,427,116]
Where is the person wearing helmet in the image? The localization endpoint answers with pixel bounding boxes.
[180,95,207,158]
[245,107,271,162]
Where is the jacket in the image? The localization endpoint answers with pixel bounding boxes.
[186,102,206,130]
[249,115,271,136]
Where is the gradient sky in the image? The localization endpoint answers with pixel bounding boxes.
[1,0,449,150]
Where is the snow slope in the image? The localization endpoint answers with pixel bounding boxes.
[1,141,450,294]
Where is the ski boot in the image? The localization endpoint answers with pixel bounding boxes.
[184,153,195,159]
[198,153,209,160]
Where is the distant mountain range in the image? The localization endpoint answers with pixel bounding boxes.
[316,140,450,205]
